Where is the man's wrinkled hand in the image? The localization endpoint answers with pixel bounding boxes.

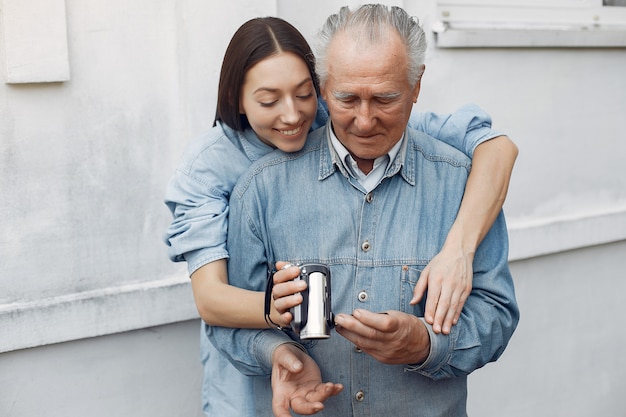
[271,344,343,417]
[334,309,430,365]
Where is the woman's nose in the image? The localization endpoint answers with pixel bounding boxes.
[280,98,300,124]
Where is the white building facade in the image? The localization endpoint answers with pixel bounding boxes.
[1,1,625,416]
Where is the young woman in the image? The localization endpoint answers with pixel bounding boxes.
[164,17,517,417]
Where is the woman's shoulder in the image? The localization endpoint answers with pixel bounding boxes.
[175,122,252,180]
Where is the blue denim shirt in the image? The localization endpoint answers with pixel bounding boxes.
[208,124,519,417]
[164,102,501,276]
[164,102,505,417]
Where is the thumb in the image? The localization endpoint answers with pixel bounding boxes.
[274,345,304,373]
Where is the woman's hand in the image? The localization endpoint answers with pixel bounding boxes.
[270,262,307,325]
[410,244,473,335]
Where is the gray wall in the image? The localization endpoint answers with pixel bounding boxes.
[0,320,204,417]
[1,0,625,416]
[469,240,626,416]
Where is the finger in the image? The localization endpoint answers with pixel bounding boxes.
[333,314,369,345]
[274,347,304,373]
[272,394,294,417]
[411,266,430,305]
[439,298,458,335]
[273,265,302,285]
[279,311,293,326]
[290,383,343,415]
[351,309,392,331]
[275,261,293,271]
[305,382,344,403]
[452,290,469,325]
[334,312,389,349]
[273,280,307,299]
[334,312,375,335]
[441,285,467,334]
[431,285,454,334]
[274,293,303,314]
[423,280,441,327]
[289,395,324,415]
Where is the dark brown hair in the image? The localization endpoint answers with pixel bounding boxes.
[214,17,319,131]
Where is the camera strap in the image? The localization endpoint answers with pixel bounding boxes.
[264,268,284,330]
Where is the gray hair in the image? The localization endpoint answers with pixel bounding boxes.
[314,4,427,87]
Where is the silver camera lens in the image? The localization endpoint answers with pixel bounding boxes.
[291,263,334,339]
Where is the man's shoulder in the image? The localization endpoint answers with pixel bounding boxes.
[406,127,472,168]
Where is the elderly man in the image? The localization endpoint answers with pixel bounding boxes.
[209,4,519,416]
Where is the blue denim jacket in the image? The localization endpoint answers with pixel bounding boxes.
[164,103,505,417]
[208,123,519,417]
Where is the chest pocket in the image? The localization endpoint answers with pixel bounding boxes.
[400,265,427,317]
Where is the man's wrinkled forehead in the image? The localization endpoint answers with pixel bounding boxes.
[325,29,410,85]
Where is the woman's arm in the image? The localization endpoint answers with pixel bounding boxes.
[191,259,295,328]
[411,135,518,334]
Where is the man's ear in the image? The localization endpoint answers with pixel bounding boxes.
[320,85,328,103]
[412,65,425,103]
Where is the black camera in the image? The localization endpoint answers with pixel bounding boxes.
[290,263,334,339]
[265,263,334,339]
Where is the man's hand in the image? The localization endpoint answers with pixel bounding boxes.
[334,309,430,365]
[271,344,343,416]
[410,245,473,334]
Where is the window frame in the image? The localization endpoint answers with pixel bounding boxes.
[434,0,626,47]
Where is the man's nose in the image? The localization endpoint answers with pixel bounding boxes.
[354,101,376,132]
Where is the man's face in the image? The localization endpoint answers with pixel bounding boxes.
[321,30,421,173]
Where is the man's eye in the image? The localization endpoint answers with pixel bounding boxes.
[376,96,398,105]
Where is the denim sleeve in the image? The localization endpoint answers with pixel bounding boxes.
[408,103,504,158]
[163,169,230,275]
[207,175,297,375]
[207,326,295,377]
[406,212,519,380]
[163,128,255,275]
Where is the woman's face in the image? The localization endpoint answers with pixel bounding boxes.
[240,52,318,152]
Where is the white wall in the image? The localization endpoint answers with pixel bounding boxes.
[1,0,625,416]
[470,240,626,416]
[0,320,204,417]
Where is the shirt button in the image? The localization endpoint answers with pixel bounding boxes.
[365,192,373,203]
[355,390,365,402]
[361,240,371,252]
[357,291,368,302]
[355,345,363,353]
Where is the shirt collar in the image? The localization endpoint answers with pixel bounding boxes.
[328,124,404,191]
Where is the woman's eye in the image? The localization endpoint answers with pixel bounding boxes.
[297,92,313,100]
[259,101,277,107]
